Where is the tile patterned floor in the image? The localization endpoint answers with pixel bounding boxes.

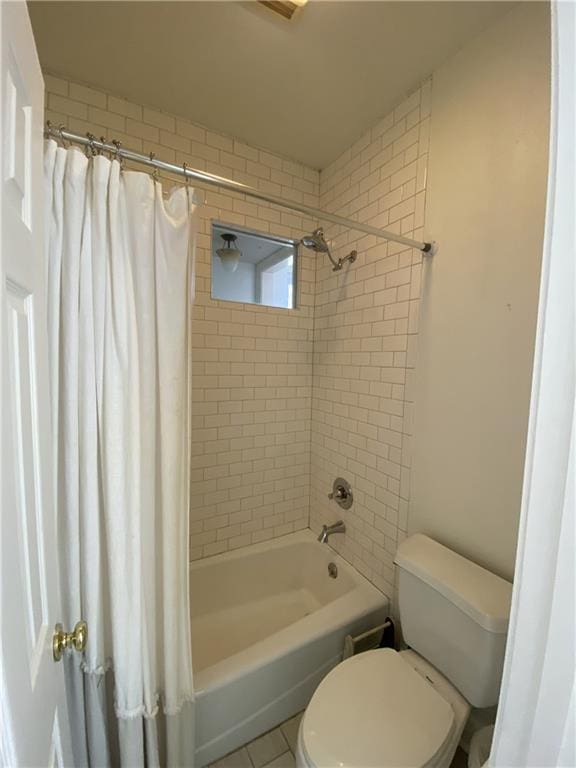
[208,712,302,768]
[208,713,469,768]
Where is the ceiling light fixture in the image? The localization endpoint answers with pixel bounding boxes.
[258,0,308,21]
[216,233,241,273]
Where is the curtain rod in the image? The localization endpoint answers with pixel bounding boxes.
[45,124,433,253]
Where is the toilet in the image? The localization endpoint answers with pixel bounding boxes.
[296,534,512,768]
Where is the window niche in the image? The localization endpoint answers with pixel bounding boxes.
[211,222,296,309]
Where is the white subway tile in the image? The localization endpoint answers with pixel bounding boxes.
[143,107,175,132]
[45,73,68,97]
[48,94,87,120]
[69,82,107,109]
[49,73,429,584]
[108,95,142,121]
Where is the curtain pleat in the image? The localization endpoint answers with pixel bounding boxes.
[45,140,196,767]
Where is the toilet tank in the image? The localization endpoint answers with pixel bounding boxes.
[394,534,512,708]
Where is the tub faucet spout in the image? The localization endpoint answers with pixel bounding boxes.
[318,521,346,544]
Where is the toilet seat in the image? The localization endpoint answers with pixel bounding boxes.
[299,649,456,768]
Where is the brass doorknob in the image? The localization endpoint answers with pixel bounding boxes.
[52,620,88,662]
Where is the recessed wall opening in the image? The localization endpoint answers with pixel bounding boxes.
[211,222,297,309]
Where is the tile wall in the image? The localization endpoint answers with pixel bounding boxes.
[44,74,431,587]
[44,74,319,559]
[310,83,431,596]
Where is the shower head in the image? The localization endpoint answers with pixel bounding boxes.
[301,228,330,253]
[300,228,358,272]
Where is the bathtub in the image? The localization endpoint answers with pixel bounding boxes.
[191,529,389,766]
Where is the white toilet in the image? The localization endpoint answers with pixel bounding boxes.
[296,534,512,768]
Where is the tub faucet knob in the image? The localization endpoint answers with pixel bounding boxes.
[328,477,353,510]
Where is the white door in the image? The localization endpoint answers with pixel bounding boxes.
[1,2,74,765]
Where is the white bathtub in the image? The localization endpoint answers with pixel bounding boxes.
[191,529,389,766]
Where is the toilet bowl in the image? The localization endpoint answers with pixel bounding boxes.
[295,534,512,768]
[295,649,470,768]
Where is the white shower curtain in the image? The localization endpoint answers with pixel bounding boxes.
[490,2,575,765]
[44,139,196,767]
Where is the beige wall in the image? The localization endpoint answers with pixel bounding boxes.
[45,75,319,560]
[410,2,550,579]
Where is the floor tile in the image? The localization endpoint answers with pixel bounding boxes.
[246,727,288,768]
[262,751,296,768]
[209,745,253,768]
[280,712,303,754]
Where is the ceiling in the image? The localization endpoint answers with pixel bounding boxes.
[29,1,514,169]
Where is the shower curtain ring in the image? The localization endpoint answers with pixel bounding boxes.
[150,152,159,182]
[58,124,69,148]
[112,140,123,169]
[86,133,97,158]
[182,161,192,207]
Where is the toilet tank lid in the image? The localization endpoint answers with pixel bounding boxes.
[395,534,513,633]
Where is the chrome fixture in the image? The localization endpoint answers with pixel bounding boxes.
[300,228,358,272]
[318,520,346,544]
[328,562,338,579]
[216,232,241,273]
[328,477,353,510]
[45,124,434,254]
[301,227,330,253]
